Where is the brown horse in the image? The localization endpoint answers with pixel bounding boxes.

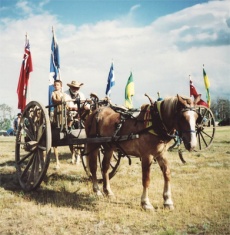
[84,94,200,210]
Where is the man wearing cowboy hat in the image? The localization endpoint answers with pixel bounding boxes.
[64,80,90,129]
[64,80,90,110]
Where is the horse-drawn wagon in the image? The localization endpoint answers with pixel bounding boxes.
[15,93,215,210]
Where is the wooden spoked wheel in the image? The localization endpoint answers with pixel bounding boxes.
[194,105,215,151]
[81,146,121,181]
[15,101,52,191]
[168,105,215,152]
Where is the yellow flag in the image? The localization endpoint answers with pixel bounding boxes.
[125,72,135,109]
[203,67,210,89]
[203,66,211,107]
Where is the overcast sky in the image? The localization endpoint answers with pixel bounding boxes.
[0,0,229,114]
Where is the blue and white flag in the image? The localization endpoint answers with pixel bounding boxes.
[49,31,60,110]
[105,63,115,97]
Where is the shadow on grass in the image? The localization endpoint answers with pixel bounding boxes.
[0,160,16,167]
[29,187,98,211]
[0,168,97,211]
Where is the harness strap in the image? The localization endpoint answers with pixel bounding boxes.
[111,103,175,141]
[113,114,125,137]
[111,142,132,165]
[150,102,175,141]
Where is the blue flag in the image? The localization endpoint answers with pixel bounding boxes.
[49,32,60,110]
[105,63,115,96]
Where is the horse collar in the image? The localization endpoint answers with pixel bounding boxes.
[144,101,175,141]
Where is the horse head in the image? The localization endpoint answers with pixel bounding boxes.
[176,94,200,151]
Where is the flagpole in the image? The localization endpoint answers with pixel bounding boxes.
[25,32,31,104]
[25,32,27,45]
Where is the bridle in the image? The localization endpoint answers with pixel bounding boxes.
[177,106,198,137]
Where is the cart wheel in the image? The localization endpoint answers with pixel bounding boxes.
[81,146,121,181]
[15,101,51,191]
[195,105,215,151]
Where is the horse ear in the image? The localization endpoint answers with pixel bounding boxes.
[177,94,187,106]
[194,94,201,105]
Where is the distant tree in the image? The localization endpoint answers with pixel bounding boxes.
[210,98,230,121]
[0,104,13,130]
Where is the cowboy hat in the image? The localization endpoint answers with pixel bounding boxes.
[67,80,84,88]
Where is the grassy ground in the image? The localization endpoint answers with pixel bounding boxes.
[0,126,229,235]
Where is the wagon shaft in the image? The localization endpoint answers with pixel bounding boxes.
[51,127,139,147]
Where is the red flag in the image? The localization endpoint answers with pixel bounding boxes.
[190,77,208,108]
[197,99,209,108]
[17,39,33,112]
[190,79,199,97]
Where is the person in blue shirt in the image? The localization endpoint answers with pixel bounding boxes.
[14,113,22,135]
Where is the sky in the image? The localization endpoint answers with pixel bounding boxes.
[0,0,229,115]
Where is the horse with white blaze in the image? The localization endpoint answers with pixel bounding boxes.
[84,94,200,210]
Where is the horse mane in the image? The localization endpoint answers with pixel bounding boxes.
[162,95,192,117]
[161,96,178,117]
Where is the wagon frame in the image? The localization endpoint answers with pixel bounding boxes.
[15,98,138,191]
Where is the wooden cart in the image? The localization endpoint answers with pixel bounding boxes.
[15,99,138,191]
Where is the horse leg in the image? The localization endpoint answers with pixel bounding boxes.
[156,153,174,210]
[88,145,102,196]
[141,155,154,210]
[75,148,81,164]
[75,145,82,165]
[102,149,114,197]
[53,147,60,169]
[69,145,76,164]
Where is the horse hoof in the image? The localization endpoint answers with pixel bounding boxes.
[107,193,115,199]
[95,190,103,197]
[164,204,174,210]
[54,165,60,170]
[103,189,114,197]
[141,202,154,210]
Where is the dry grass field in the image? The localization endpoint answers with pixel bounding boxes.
[0,126,229,235]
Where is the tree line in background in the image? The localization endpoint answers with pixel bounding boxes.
[0,104,14,131]
[211,98,230,120]
[0,97,229,130]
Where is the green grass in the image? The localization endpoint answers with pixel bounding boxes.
[0,126,229,234]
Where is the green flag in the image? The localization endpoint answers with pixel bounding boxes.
[203,66,211,107]
[125,72,135,109]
